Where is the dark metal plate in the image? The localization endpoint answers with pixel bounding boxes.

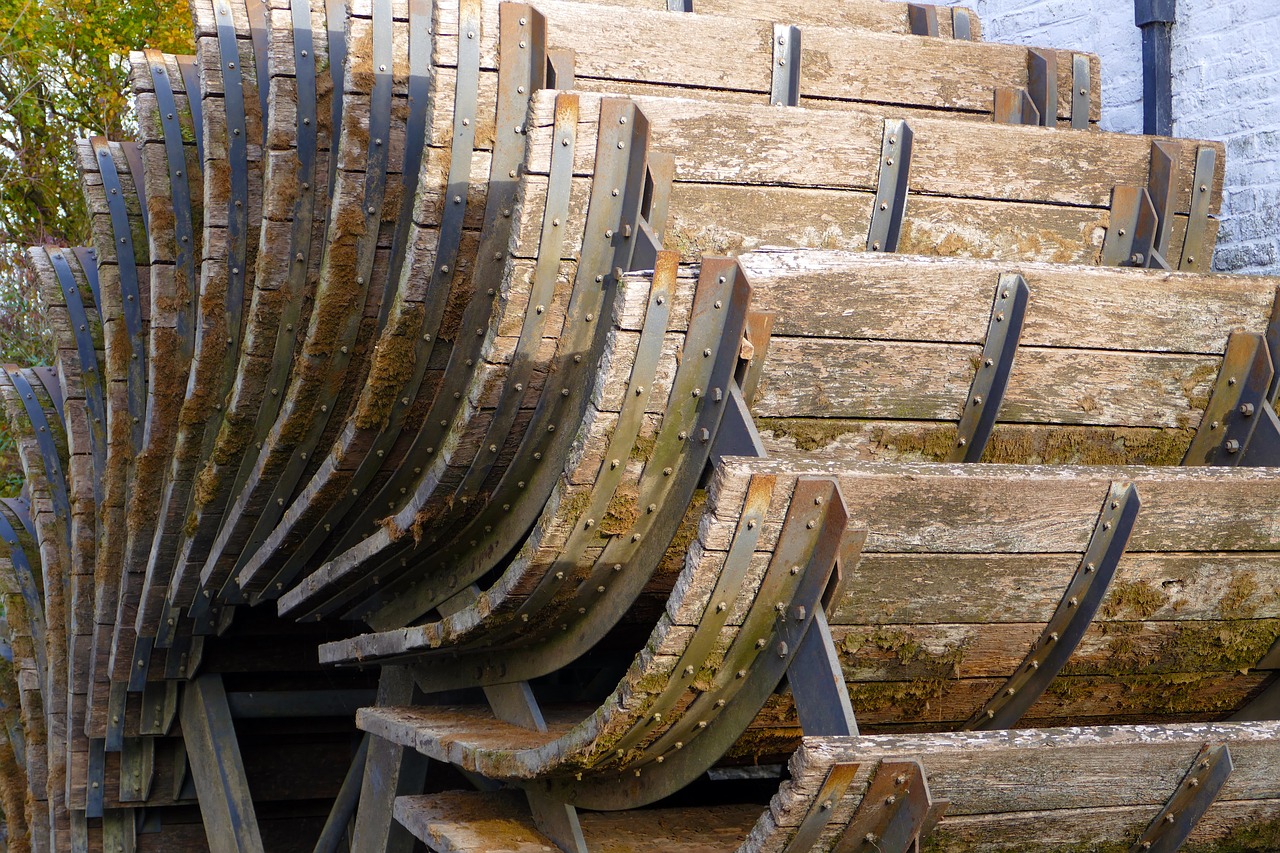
[866,120,912,253]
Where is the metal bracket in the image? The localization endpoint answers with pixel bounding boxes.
[994,87,1040,126]
[948,274,1028,463]
[1102,186,1160,268]
[1131,744,1232,853]
[907,4,939,37]
[1148,140,1181,264]
[86,738,106,818]
[783,763,860,853]
[771,24,801,106]
[788,606,860,737]
[176,55,205,165]
[1072,54,1091,129]
[967,482,1139,729]
[546,48,575,89]
[833,760,949,853]
[8,369,71,533]
[246,0,269,142]
[709,382,766,467]
[1180,146,1218,271]
[737,311,775,407]
[1027,48,1056,127]
[1184,331,1274,466]
[119,735,156,803]
[952,8,974,40]
[667,0,693,9]
[867,120,913,253]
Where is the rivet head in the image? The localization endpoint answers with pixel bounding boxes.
[1241,403,1256,416]
[1226,439,1241,454]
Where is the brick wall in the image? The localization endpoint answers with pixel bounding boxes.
[940,0,1280,274]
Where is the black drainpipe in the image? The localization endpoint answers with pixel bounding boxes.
[1135,0,1176,136]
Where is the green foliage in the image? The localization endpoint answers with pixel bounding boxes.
[0,0,194,493]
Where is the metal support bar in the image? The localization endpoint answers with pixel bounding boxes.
[1102,186,1160,267]
[788,608,859,737]
[180,674,265,853]
[1072,54,1092,129]
[770,24,801,106]
[832,760,948,853]
[667,0,693,9]
[907,4,939,36]
[781,763,860,853]
[1148,140,1180,264]
[314,735,371,853]
[546,48,575,89]
[994,87,1040,126]
[119,735,156,803]
[737,311,775,407]
[867,120,913,253]
[1131,743,1231,853]
[948,274,1029,463]
[1179,146,1218,271]
[952,8,974,40]
[1136,0,1176,137]
[1184,331,1274,466]
[709,383,765,468]
[86,739,106,818]
[352,668,429,853]
[1027,48,1056,127]
[967,482,1141,729]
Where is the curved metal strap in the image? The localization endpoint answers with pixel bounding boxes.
[92,137,147,451]
[227,0,319,507]
[146,50,198,346]
[214,2,250,400]
[377,0,433,333]
[176,56,206,165]
[547,477,846,810]
[8,370,72,535]
[1131,743,1232,853]
[121,142,149,235]
[325,0,347,191]
[408,261,753,690]
[327,0,524,554]
[246,0,270,140]
[71,246,102,308]
[30,366,63,427]
[947,274,1028,463]
[966,482,1140,730]
[0,502,48,685]
[360,98,660,627]
[50,249,107,495]
[249,2,543,601]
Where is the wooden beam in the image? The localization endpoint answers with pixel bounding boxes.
[179,675,264,853]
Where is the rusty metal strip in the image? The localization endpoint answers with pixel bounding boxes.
[408,261,751,691]
[0,501,47,686]
[49,249,106,489]
[1148,140,1180,264]
[1027,48,1056,127]
[1183,331,1273,466]
[947,274,1028,463]
[318,0,492,558]
[549,477,845,810]
[1179,146,1218,271]
[771,24,801,107]
[8,369,71,536]
[782,763,860,853]
[356,97,659,628]
[833,760,947,853]
[146,51,198,349]
[951,8,973,40]
[246,1,538,603]
[907,4,938,36]
[1102,186,1159,268]
[1072,54,1091,129]
[92,137,147,451]
[967,482,1140,730]
[246,0,269,140]
[1131,744,1232,853]
[993,87,1039,126]
[866,120,912,253]
[176,56,206,165]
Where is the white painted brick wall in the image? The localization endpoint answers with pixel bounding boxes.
[939,0,1280,274]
